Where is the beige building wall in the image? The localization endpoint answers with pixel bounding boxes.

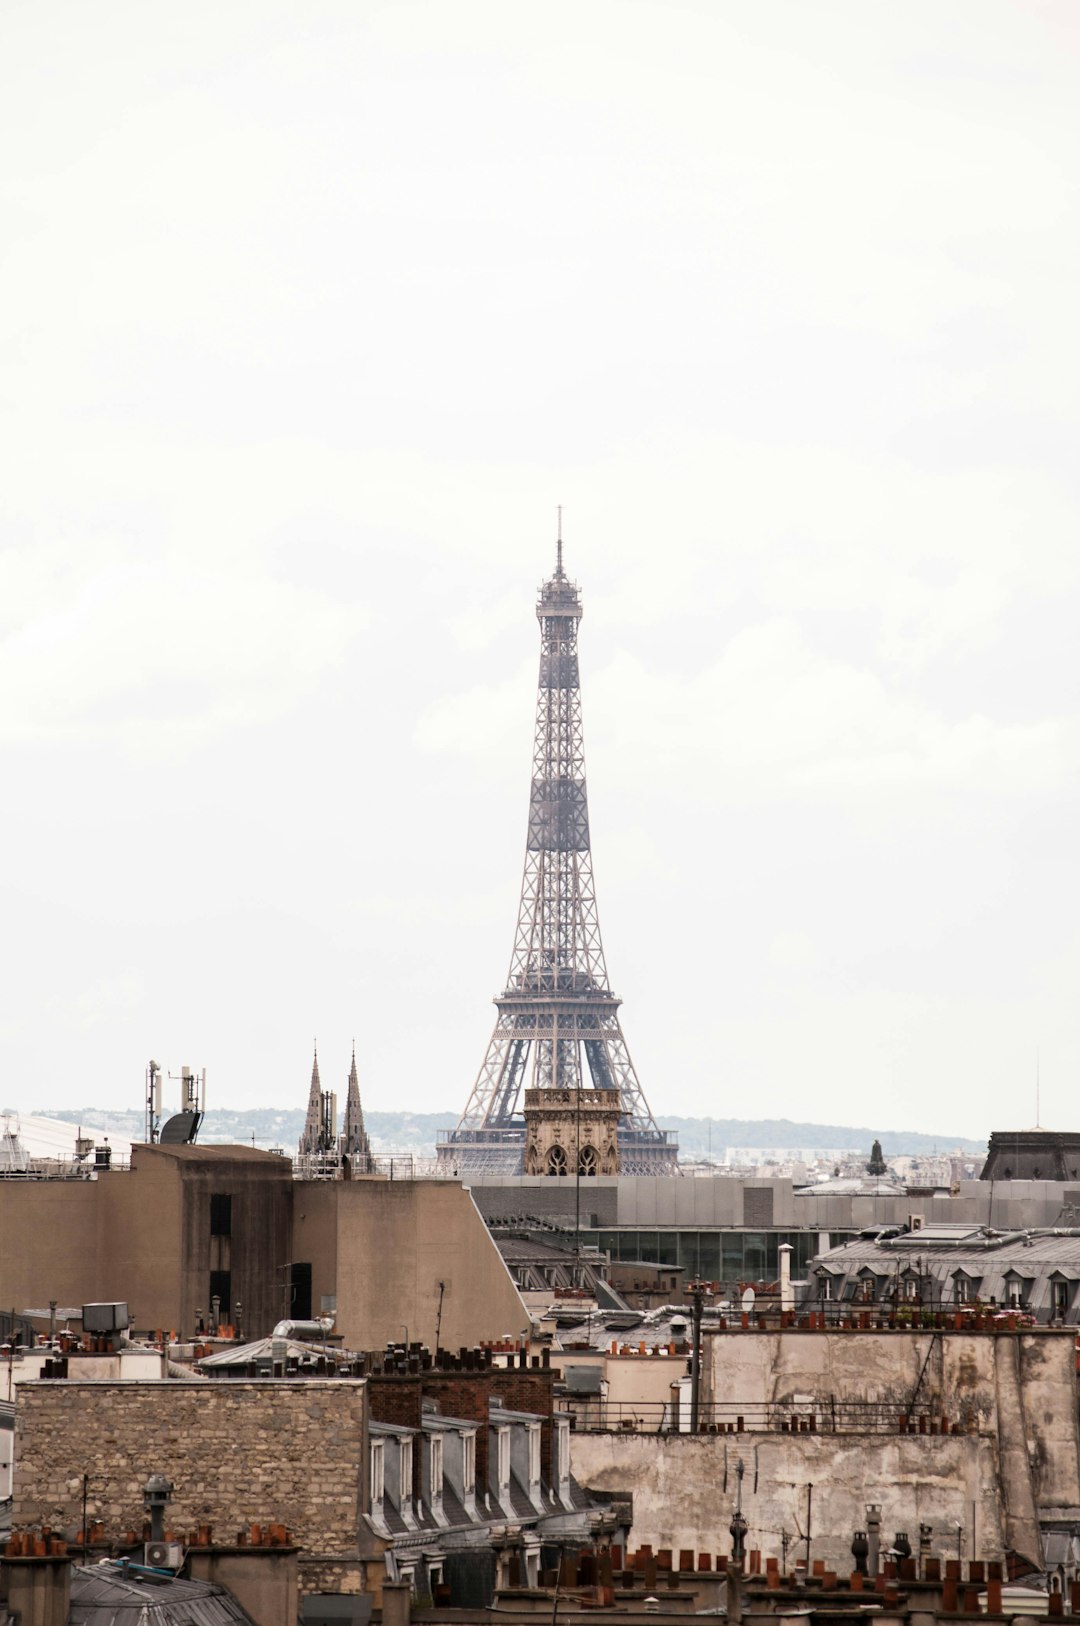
[571,1430,1003,1571]
[552,1349,688,1424]
[0,1147,293,1340]
[294,1179,529,1351]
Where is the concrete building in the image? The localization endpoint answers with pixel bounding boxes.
[0,1143,291,1340]
[472,1173,1080,1301]
[0,1144,529,1351]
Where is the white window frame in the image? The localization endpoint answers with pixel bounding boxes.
[497,1427,511,1496]
[370,1439,385,1510]
[429,1433,444,1508]
[400,1438,413,1504]
[556,1416,571,1492]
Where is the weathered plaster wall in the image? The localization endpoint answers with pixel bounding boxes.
[570,1431,1003,1572]
[1017,1336,1080,1511]
[704,1329,1080,1525]
[14,1380,369,1594]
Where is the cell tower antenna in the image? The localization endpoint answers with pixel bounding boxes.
[556,505,563,575]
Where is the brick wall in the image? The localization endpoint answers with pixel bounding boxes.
[14,1380,369,1593]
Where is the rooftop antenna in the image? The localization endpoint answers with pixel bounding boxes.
[556,505,563,576]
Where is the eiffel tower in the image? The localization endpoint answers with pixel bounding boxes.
[437,532,678,1177]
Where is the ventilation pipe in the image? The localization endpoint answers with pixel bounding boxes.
[866,1504,882,1577]
[779,1244,794,1312]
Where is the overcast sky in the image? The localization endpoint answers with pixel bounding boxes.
[2,2,1078,1141]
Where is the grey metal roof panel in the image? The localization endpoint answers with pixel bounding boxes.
[69,1562,256,1624]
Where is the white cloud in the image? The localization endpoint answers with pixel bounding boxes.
[0,559,361,751]
[0,0,1077,1135]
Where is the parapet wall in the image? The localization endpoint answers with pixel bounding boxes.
[570,1431,1003,1574]
[14,1380,369,1594]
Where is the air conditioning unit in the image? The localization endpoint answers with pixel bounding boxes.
[144,1541,184,1570]
[908,1213,925,1232]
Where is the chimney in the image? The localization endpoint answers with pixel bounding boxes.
[382,1578,412,1626]
[1,1555,71,1626]
[866,1504,882,1577]
[778,1245,794,1312]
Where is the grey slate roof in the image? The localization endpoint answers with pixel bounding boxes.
[807,1224,1080,1318]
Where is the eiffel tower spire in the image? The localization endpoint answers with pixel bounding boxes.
[437,536,677,1176]
[342,1041,375,1171]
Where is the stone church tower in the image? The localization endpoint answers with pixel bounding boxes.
[523,1087,620,1176]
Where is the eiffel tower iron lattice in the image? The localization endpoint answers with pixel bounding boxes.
[437,537,678,1177]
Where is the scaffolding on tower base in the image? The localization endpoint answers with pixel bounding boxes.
[437,535,678,1178]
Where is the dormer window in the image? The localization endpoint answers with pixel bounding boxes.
[1003,1273,1029,1309]
[370,1439,385,1511]
[400,1438,413,1504]
[1051,1277,1072,1320]
[463,1431,476,1498]
[497,1427,511,1497]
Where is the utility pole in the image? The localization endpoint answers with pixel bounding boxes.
[689,1279,711,1432]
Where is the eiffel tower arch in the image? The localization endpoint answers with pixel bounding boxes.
[437,534,678,1177]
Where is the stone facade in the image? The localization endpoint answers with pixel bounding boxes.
[523,1088,620,1177]
[14,1380,372,1595]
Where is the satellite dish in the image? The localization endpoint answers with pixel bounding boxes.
[160,1111,202,1145]
[741,1287,756,1312]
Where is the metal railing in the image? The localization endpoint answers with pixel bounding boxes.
[557,1397,980,1436]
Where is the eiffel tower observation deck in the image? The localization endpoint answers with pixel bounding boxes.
[437,533,678,1178]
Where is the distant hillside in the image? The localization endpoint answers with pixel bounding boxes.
[43,1106,984,1158]
[656,1116,985,1158]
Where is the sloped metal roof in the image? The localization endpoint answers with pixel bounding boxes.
[68,1561,257,1624]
